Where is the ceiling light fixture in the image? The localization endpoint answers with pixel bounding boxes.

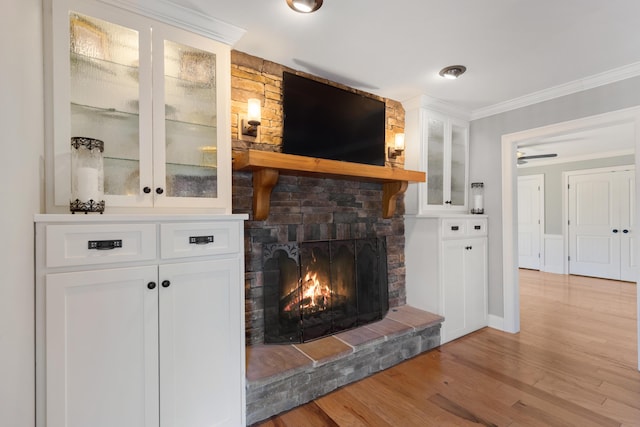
[439,65,467,80]
[286,0,323,13]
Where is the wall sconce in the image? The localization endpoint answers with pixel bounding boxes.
[241,98,261,137]
[388,133,405,159]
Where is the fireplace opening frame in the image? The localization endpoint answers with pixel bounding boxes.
[263,237,389,343]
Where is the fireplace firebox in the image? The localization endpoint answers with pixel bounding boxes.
[263,238,389,343]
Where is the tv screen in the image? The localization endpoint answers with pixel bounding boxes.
[281,72,386,166]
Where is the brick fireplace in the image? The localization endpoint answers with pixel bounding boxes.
[234,172,407,345]
[230,51,409,346]
[230,51,442,424]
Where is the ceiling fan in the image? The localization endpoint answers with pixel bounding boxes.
[517,151,557,165]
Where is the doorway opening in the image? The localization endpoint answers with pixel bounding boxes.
[501,106,640,369]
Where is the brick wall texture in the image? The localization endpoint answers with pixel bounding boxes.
[230,51,408,345]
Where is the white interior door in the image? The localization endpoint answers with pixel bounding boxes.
[518,175,543,270]
[568,169,635,281]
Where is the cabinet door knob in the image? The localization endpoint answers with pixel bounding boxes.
[156,187,164,195]
[143,187,151,194]
[147,282,156,290]
[445,200,452,205]
[612,229,619,233]
[623,229,630,234]
[162,280,171,288]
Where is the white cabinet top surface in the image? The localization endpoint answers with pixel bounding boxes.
[35,213,248,223]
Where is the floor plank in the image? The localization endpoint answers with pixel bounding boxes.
[251,270,639,426]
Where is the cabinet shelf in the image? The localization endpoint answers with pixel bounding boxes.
[71,102,217,130]
[71,52,139,76]
[233,150,425,220]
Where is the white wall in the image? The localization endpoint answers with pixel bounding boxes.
[470,76,640,317]
[0,0,44,425]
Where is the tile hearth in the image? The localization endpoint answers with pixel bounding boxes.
[245,305,444,424]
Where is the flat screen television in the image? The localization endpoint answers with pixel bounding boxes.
[281,72,386,166]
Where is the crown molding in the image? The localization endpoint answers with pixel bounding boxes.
[471,61,640,121]
[97,0,246,45]
[402,94,472,121]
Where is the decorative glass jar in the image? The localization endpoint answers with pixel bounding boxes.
[70,137,105,213]
[470,182,484,214]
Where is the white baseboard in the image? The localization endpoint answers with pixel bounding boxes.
[487,314,505,331]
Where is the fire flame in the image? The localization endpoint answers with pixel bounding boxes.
[282,270,332,313]
[302,271,331,309]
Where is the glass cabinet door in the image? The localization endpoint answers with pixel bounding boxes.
[449,122,467,207]
[426,116,445,206]
[151,25,230,210]
[66,11,152,206]
[420,111,469,212]
[160,39,218,199]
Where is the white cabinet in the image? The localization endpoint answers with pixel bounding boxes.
[404,100,469,214]
[405,215,488,343]
[45,266,160,427]
[45,0,232,213]
[35,214,247,427]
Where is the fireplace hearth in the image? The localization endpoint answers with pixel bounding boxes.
[263,238,389,343]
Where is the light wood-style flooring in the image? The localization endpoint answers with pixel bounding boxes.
[253,270,639,426]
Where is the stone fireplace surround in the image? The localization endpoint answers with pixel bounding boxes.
[230,51,442,424]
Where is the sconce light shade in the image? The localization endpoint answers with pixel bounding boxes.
[247,98,261,125]
[286,0,323,13]
[388,133,405,159]
[242,98,262,137]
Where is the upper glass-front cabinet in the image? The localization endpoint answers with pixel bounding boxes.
[421,110,469,212]
[47,0,231,213]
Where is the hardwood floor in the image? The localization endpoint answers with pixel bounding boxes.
[252,270,639,426]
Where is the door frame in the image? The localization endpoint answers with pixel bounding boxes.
[500,106,640,370]
[562,165,634,276]
[517,174,545,271]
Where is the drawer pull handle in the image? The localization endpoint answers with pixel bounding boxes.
[451,226,459,231]
[474,225,482,230]
[88,239,122,250]
[189,235,214,245]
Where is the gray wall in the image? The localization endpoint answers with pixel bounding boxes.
[518,155,634,234]
[470,76,640,317]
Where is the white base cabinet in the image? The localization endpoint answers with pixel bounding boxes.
[35,214,247,427]
[405,215,488,343]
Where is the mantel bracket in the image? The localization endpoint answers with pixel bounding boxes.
[253,168,280,220]
[382,181,409,218]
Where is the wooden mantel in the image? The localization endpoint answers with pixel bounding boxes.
[232,150,426,220]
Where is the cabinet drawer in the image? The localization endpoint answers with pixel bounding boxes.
[160,222,240,259]
[467,218,487,236]
[442,219,466,238]
[45,224,157,268]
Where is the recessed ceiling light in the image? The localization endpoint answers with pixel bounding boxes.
[439,65,467,80]
[286,0,323,13]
